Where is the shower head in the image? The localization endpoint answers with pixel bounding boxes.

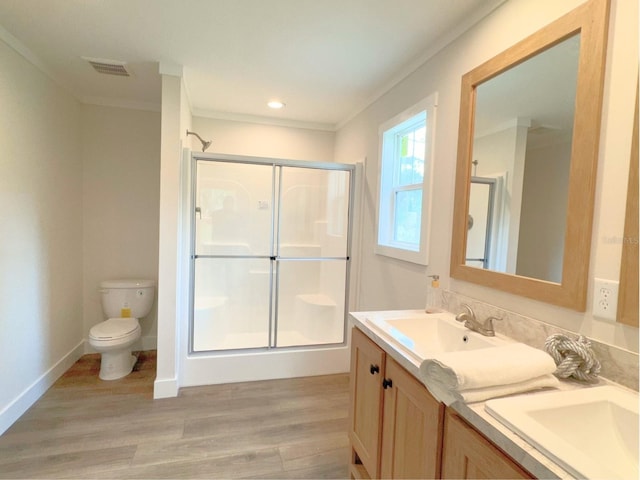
[186,130,212,152]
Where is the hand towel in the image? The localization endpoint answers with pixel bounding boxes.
[424,374,559,406]
[455,374,560,404]
[419,343,557,391]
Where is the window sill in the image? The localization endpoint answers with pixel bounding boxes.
[374,244,428,266]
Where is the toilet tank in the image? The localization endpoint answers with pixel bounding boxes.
[100,279,155,319]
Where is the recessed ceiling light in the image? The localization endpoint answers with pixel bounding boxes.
[267,100,285,109]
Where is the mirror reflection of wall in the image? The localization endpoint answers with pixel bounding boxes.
[467,34,579,283]
[517,130,571,282]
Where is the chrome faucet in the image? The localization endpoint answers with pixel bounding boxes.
[455,304,499,337]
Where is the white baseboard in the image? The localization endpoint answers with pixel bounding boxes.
[0,340,84,435]
[153,377,179,399]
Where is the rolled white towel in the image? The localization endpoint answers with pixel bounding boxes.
[419,343,557,391]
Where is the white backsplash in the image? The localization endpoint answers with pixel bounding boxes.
[439,290,639,390]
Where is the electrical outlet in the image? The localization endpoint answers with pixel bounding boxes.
[592,278,619,321]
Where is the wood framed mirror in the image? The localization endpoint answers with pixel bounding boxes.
[450,0,610,310]
[617,83,639,326]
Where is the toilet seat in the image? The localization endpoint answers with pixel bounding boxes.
[90,318,140,341]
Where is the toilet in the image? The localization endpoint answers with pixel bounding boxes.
[89,279,155,380]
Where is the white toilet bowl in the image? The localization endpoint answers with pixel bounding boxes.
[89,317,142,380]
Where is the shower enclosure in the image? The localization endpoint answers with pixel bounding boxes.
[190,155,354,354]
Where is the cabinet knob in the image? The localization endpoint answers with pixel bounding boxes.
[382,378,393,389]
[370,364,380,375]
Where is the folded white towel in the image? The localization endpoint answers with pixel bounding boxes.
[424,374,559,406]
[457,374,560,404]
[419,343,557,391]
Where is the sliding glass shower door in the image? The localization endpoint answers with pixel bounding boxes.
[191,156,353,353]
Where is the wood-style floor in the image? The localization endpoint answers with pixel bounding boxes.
[0,352,350,479]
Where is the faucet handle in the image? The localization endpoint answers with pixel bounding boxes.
[483,315,501,334]
[455,304,475,323]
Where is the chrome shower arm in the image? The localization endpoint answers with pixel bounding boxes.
[186,130,212,152]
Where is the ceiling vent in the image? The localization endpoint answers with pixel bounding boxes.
[83,57,130,76]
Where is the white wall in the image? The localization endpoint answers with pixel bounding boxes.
[191,117,335,162]
[334,0,638,351]
[155,72,188,399]
[0,38,164,431]
[0,38,84,434]
[81,104,161,350]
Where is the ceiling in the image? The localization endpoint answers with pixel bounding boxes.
[0,0,505,129]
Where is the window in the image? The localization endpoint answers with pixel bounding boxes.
[376,93,437,265]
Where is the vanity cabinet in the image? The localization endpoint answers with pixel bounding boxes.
[441,409,534,479]
[349,326,537,479]
[349,327,444,479]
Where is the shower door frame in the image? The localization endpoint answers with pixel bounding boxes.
[188,152,356,356]
[466,176,496,269]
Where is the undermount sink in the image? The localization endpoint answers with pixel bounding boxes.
[364,311,510,361]
[485,386,639,480]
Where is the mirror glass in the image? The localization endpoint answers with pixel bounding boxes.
[466,34,580,283]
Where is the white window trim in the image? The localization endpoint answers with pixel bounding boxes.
[375,93,437,266]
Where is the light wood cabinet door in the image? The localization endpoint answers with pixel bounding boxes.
[441,410,534,479]
[380,357,444,479]
[349,328,386,478]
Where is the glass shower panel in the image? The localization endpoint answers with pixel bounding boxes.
[195,161,274,257]
[275,259,347,347]
[192,257,272,352]
[278,167,350,258]
[191,157,353,354]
